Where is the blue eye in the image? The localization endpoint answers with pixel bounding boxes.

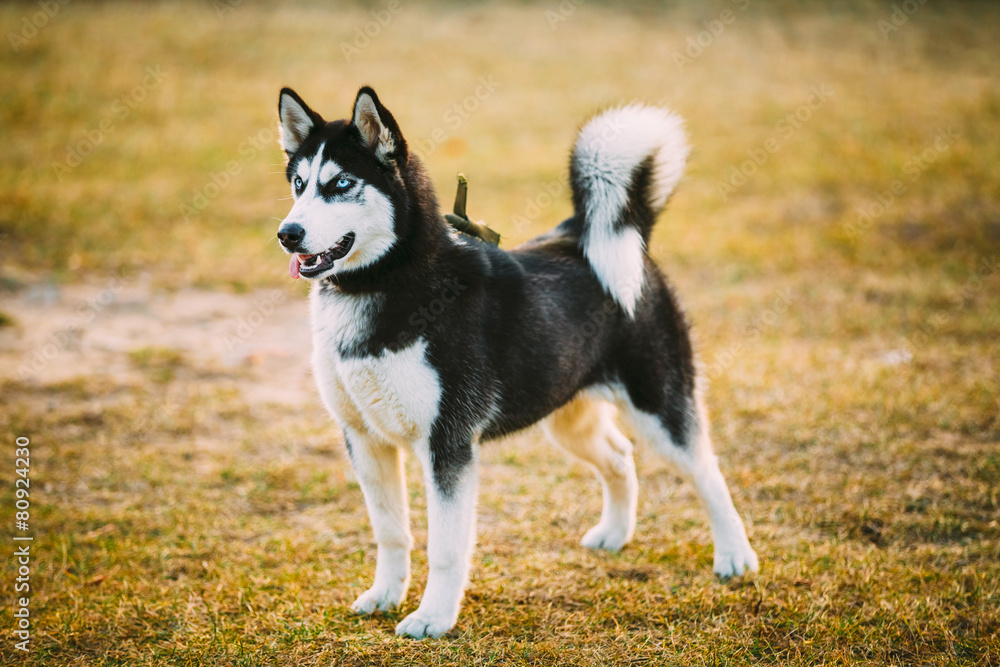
[293,176,304,190]
[335,177,353,189]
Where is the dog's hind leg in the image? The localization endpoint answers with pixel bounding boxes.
[619,390,758,578]
[543,394,638,552]
[344,430,414,614]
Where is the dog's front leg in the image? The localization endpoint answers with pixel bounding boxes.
[396,438,478,639]
[345,430,413,614]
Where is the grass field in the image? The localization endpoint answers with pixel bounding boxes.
[1,0,999,664]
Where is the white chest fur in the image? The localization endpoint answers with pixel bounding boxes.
[309,285,383,353]
[310,288,442,446]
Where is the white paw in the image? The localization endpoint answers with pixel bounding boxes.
[351,586,405,614]
[713,543,759,579]
[395,608,456,639]
[581,522,631,552]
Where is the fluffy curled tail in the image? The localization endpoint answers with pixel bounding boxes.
[570,104,689,317]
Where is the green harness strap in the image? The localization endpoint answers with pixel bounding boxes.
[443,174,501,246]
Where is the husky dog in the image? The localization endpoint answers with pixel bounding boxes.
[275,86,758,639]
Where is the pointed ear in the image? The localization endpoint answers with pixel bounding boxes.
[351,86,408,168]
[277,88,323,156]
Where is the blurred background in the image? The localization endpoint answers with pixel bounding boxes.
[1,1,998,665]
[2,0,997,286]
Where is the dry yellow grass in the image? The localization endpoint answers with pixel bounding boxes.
[1,1,999,665]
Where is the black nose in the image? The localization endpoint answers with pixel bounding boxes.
[277,223,304,251]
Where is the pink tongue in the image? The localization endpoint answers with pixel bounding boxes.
[289,255,301,279]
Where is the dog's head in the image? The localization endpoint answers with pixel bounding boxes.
[276,86,409,281]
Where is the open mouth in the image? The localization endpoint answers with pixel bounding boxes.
[290,232,356,279]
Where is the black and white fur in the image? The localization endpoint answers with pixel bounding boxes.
[275,86,758,639]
